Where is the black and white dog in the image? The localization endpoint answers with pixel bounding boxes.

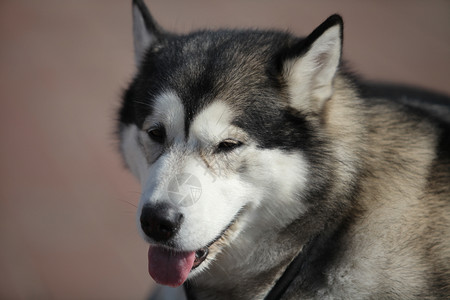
[117,1,450,298]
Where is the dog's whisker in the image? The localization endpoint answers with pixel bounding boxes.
[117,198,138,208]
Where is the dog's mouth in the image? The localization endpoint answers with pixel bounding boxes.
[147,207,246,287]
[147,246,207,288]
[192,247,209,269]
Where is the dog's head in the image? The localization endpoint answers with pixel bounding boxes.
[118,0,344,287]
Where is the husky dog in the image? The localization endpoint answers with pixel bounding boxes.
[117,0,450,298]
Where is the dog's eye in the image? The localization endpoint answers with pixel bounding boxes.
[216,139,243,153]
[147,126,166,143]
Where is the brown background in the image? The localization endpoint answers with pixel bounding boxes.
[0,1,449,299]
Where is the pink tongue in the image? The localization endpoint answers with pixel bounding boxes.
[148,246,196,287]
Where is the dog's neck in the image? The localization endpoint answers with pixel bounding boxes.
[185,212,355,299]
[186,223,305,299]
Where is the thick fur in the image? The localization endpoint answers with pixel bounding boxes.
[118,1,450,299]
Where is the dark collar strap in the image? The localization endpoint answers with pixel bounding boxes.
[183,281,197,300]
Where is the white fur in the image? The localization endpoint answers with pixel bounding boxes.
[190,100,243,148]
[143,90,186,143]
[197,148,310,283]
[120,124,148,184]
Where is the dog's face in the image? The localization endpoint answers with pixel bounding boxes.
[118,0,343,287]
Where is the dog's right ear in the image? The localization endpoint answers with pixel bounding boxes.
[132,0,163,66]
[280,15,343,113]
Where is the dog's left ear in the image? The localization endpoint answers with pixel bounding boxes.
[281,15,343,112]
[132,0,164,66]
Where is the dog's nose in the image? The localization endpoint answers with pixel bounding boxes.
[140,203,183,242]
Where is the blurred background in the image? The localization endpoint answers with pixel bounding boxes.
[0,0,449,299]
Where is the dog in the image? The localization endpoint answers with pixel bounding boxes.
[117,0,450,298]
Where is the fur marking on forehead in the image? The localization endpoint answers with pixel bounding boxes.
[143,91,185,140]
[190,101,241,144]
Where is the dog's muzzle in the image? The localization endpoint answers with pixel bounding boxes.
[140,202,210,287]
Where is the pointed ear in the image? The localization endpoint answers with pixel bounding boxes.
[282,14,343,112]
[132,0,163,66]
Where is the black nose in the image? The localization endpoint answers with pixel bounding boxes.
[140,203,183,242]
